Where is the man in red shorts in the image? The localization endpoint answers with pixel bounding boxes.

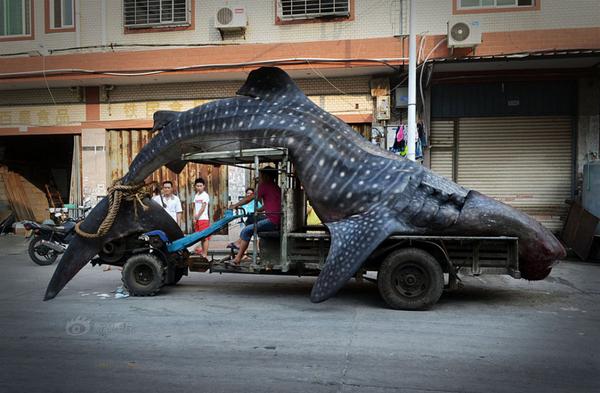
[193,177,210,257]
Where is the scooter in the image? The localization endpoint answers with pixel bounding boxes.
[22,206,90,266]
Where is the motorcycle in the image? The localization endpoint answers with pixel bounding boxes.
[22,205,90,266]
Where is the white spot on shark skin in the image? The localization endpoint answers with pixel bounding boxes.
[346,192,353,199]
[287,137,295,144]
[350,157,355,162]
[365,170,371,175]
[300,126,306,131]
[359,181,364,186]
[280,120,286,124]
[329,144,334,149]
[331,183,337,189]
[385,175,391,180]
[307,146,312,152]
[340,171,345,177]
[226,102,230,106]
[259,120,265,125]
[225,111,229,115]
[244,109,248,113]
[319,159,325,167]
[238,121,244,127]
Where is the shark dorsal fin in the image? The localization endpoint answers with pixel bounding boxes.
[152,110,180,132]
[236,67,304,100]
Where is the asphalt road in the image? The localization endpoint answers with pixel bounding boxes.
[0,235,598,393]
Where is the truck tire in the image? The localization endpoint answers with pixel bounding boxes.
[377,248,444,310]
[122,253,165,296]
[28,236,58,266]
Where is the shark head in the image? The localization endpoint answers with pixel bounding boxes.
[44,196,183,300]
[456,191,565,280]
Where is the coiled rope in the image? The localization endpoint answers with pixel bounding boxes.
[75,180,157,239]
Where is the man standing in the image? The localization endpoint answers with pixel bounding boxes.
[193,177,210,257]
[229,167,281,265]
[152,180,183,226]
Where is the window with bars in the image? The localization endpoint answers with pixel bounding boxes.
[458,0,534,9]
[50,0,74,29]
[123,0,190,28]
[0,0,31,37]
[278,0,350,21]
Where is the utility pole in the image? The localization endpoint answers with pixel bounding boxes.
[407,0,417,161]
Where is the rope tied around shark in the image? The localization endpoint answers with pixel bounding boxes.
[74,181,157,239]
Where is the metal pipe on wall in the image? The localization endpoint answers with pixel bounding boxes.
[407,0,417,161]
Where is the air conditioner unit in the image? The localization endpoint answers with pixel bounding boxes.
[447,18,482,48]
[215,5,247,30]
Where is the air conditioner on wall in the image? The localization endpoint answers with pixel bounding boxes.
[215,5,247,30]
[447,18,482,48]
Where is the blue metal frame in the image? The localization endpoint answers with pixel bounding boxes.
[142,210,247,253]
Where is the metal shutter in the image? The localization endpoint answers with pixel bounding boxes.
[457,116,572,232]
[429,120,455,180]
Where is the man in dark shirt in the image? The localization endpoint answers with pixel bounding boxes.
[228,167,281,265]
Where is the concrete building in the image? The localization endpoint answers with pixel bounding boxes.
[0,0,598,232]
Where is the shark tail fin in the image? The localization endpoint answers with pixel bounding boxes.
[152,110,180,132]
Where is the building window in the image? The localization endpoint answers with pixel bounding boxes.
[458,0,534,9]
[0,0,32,37]
[49,0,74,29]
[124,0,190,28]
[278,0,350,21]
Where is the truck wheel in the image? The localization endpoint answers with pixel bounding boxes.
[122,254,165,296]
[28,236,58,266]
[377,248,444,310]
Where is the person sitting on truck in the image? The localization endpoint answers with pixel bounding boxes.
[228,167,281,265]
[240,187,263,226]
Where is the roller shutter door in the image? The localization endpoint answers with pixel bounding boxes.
[429,116,572,232]
[429,120,455,180]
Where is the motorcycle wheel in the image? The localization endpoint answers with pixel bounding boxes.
[28,236,58,266]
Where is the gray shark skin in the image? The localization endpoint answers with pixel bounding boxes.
[45,67,565,301]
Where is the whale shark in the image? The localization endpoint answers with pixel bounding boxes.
[45,67,565,301]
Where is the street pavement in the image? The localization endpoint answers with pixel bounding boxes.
[0,234,598,393]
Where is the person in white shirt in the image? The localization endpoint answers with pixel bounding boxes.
[152,180,183,226]
[193,178,210,256]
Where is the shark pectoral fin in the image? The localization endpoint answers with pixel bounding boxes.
[310,211,396,303]
[165,160,187,174]
[152,110,180,131]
